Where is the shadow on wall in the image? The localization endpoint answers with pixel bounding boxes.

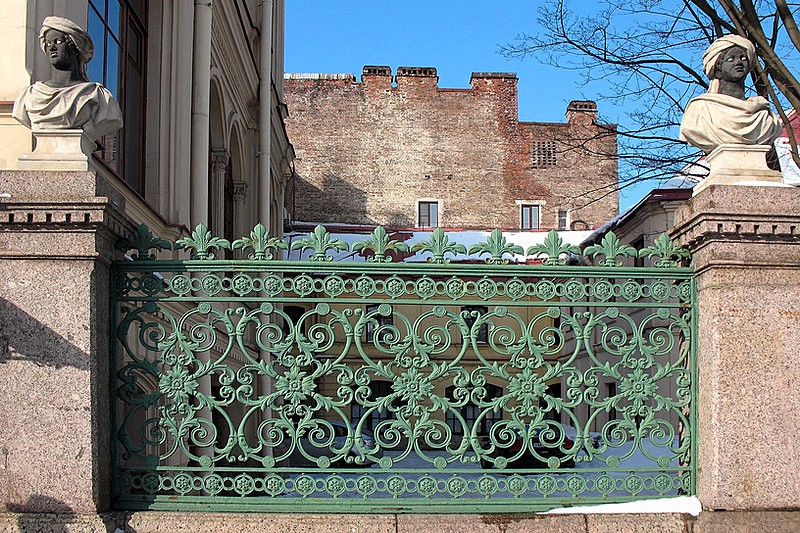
[385,213,413,227]
[289,172,373,225]
[0,296,90,371]
[7,495,126,532]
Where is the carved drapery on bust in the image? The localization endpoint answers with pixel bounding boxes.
[11,16,122,140]
[679,35,782,154]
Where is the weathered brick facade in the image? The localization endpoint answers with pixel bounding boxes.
[284,67,618,230]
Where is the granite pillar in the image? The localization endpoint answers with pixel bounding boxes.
[671,184,800,511]
[0,169,132,515]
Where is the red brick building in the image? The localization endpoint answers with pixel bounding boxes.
[284,67,618,231]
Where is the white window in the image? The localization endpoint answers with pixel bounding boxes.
[558,208,570,231]
[521,204,540,230]
[418,200,439,228]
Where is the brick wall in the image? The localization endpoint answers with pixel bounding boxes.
[284,67,618,230]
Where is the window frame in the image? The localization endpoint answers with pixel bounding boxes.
[365,304,393,343]
[87,0,148,194]
[557,208,570,231]
[417,200,440,228]
[519,202,542,231]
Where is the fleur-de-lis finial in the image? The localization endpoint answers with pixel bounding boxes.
[526,230,581,266]
[468,228,524,265]
[231,223,288,260]
[410,228,467,264]
[175,224,231,260]
[290,225,350,261]
[116,224,172,260]
[583,231,637,267]
[352,226,410,262]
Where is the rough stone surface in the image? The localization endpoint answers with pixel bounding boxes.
[0,171,127,514]
[396,513,585,532]
[126,512,397,532]
[585,513,692,533]
[693,511,800,533]
[1,511,799,532]
[671,185,800,511]
[284,70,617,230]
[0,512,124,532]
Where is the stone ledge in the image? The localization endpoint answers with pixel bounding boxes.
[0,511,796,532]
[671,185,800,272]
[0,512,125,532]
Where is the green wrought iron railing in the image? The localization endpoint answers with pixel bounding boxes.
[110,224,696,513]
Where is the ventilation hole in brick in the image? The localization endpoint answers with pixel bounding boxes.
[735,224,742,234]
[8,214,14,223]
[84,213,90,223]
[753,224,759,234]
[45,213,52,223]
[717,223,724,232]
[65,213,72,223]
[773,225,779,234]
[792,226,797,235]
[26,213,33,223]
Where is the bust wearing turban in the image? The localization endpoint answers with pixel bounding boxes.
[12,16,122,140]
[679,35,782,153]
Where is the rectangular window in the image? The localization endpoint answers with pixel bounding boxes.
[418,201,439,228]
[365,304,393,343]
[521,204,540,230]
[607,382,617,421]
[462,305,488,344]
[558,208,569,231]
[351,381,396,431]
[632,236,645,267]
[88,0,148,194]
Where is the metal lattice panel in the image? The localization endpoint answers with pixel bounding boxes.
[111,225,696,512]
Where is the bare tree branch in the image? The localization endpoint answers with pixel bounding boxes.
[501,0,800,194]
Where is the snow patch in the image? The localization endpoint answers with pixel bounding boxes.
[542,495,701,516]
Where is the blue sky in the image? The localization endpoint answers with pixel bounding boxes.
[284,0,650,211]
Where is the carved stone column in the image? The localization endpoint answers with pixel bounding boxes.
[210,149,230,235]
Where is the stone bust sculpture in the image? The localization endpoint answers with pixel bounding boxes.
[12,16,123,140]
[679,35,782,153]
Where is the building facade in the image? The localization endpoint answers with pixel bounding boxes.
[284,67,618,231]
[0,0,294,237]
[0,0,293,520]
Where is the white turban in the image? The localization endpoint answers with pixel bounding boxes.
[39,16,94,80]
[702,35,757,93]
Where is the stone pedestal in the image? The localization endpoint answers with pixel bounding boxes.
[693,144,785,196]
[0,170,132,515]
[17,130,96,172]
[671,185,800,511]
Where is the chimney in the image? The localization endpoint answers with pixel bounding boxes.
[566,100,598,124]
[395,66,438,90]
[469,72,517,88]
[362,65,392,90]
